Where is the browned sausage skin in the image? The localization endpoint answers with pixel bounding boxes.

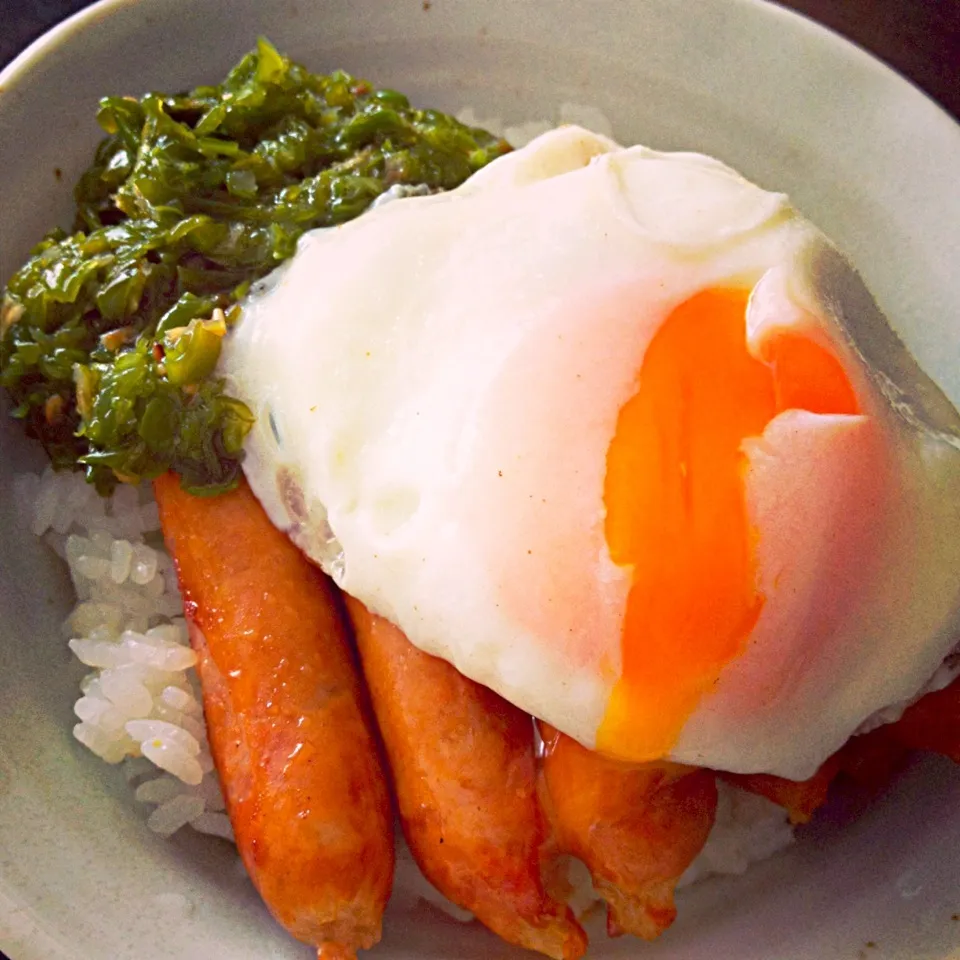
[539,725,717,941]
[345,597,588,960]
[154,474,394,959]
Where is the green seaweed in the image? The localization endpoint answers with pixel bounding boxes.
[1,38,510,494]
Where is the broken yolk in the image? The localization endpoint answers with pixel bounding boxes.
[598,288,859,762]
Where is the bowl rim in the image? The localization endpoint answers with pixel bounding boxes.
[2,0,958,137]
[1,2,959,959]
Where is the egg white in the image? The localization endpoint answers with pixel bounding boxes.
[220,127,960,777]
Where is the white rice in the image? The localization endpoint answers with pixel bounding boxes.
[18,465,232,843]
[456,102,616,147]
[677,784,795,888]
[17,459,793,904]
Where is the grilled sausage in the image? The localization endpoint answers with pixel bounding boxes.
[154,474,394,959]
[345,598,587,960]
[539,725,717,941]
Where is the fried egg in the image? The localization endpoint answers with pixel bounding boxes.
[220,127,960,779]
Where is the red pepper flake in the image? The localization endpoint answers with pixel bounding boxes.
[152,342,165,362]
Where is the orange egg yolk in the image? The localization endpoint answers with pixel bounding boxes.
[598,287,859,762]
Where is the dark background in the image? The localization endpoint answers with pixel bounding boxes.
[2,0,959,117]
[0,1,957,959]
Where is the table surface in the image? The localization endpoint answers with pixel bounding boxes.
[0,2,957,960]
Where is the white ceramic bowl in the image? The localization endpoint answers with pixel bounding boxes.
[2,2,959,958]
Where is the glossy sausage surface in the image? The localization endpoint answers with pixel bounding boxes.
[155,474,394,959]
[540,726,717,941]
[345,598,587,960]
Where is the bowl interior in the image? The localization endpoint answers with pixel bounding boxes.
[1,2,959,958]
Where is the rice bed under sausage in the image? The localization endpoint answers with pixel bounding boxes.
[15,461,795,908]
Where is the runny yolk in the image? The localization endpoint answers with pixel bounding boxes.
[598,287,859,762]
